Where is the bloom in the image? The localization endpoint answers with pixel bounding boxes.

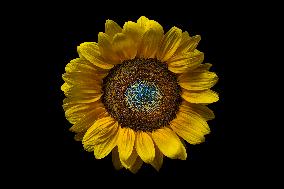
[62,16,218,173]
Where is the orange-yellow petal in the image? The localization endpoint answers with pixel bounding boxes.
[63,94,102,104]
[82,116,117,157]
[98,32,121,64]
[105,20,122,39]
[120,147,138,169]
[62,72,102,87]
[65,58,108,75]
[68,106,107,132]
[178,71,218,90]
[136,16,164,34]
[63,99,102,124]
[112,33,137,60]
[177,109,210,134]
[137,16,150,29]
[175,34,201,55]
[144,20,163,32]
[150,145,163,171]
[170,106,210,144]
[117,127,136,163]
[181,89,219,104]
[135,131,155,163]
[157,27,182,62]
[112,147,123,170]
[92,122,119,159]
[151,127,187,160]
[137,28,163,58]
[192,63,212,72]
[174,31,191,55]
[122,21,144,44]
[168,50,204,73]
[129,157,143,174]
[180,102,215,121]
[77,42,115,69]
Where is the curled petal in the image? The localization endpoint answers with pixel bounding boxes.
[77,42,115,69]
[157,27,182,62]
[105,19,122,39]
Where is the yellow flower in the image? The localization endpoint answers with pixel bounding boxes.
[62,16,219,173]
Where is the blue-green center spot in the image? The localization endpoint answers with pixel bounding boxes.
[125,80,162,113]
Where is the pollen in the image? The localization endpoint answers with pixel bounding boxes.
[102,58,182,132]
[125,80,162,113]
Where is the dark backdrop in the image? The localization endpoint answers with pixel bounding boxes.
[45,13,244,179]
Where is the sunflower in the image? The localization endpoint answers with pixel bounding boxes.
[62,16,219,173]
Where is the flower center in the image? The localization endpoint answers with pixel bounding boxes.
[102,58,181,132]
[125,80,162,113]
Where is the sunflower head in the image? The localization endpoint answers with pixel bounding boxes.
[62,16,219,173]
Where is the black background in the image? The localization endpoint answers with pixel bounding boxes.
[0,0,279,186]
[1,0,278,186]
[44,8,255,180]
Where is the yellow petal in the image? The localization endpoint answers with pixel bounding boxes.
[92,122,119,159]
[129,157,143,174]
[137,16,150,29]
[157,27,182,62]
[178,109,210,134]
[69,107,107,133]
[137,28,163,58]
[180,102,215,121]
[186,35,201,52]
[151,127,187,160]
[123,21,144,44]
[135,131,155,163]
[150,145,163,171]
[168,50,204,73]
[64,103,91,124]
[62,72,102,87]
[63,96,103,108]
[77,42,115,69]
[122,21,143,57]
[181,89,219,104]
[176,34,201,55]
[61,75,103,100]
[170,104,211,145]
[105,20,122,39]
[61,81,102,104]
[112,147,123,170]
[137,16,164,33]
[193,63,212,72]
[178,71,218,90]
[98,32,121,63]
[171,121,204,145]
[82,116,116,154]
[63,94,103,104]
[63,97,104,110]
[120,147,138,169]
[112,33,137,60]
[65,58,98,74]
[61,79,102,98]
[61,82,71,94]
[169,50,204,67]
[65,58,109,74]
[170,110,210,144]
[63,88,102,99]
[174,31,191,55]
[144,20,164,32]
[117,127,136,162]
[63,97,105,111]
